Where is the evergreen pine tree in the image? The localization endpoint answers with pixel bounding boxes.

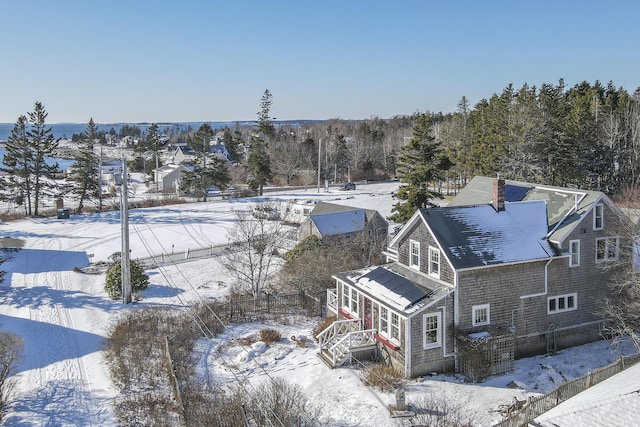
[246,138,272,195]
[390,113,453,223]
[68,118,100,213]
[0,115,31,215]
[246,89,274,195]
[0,102,59,216]
[26,102,59,216]
[180,123,231,200]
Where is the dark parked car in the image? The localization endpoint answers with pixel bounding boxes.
[340,182,356,190]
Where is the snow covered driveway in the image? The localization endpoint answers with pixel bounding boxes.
[0,253,118,426]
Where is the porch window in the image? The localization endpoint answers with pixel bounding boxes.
[548,293,577,314]
[593,203,604,230]
[472,304,490,327]
[423,312,442,349]
[350,287,359,315]
[410,240,420,269]
[596,237,619,263]
[341,284,350,310]
[379,306,389,337]
[341,284,359,316]
[390,312,400,342]
[569,240,580,267]
[429,246,440,279]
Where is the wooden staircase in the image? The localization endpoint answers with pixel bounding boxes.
[316,318,377,368]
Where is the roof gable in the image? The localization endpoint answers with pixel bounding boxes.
[421,200,555,269]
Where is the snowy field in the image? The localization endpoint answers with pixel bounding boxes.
[0,181,637,426]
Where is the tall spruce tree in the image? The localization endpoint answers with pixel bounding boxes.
[68,118,100,213]
[390,113,453,223]
[27,102,59,216]
[0,102,59,216]
[246,89,274,195]
[180,123,231,201]
[0,115,31,215]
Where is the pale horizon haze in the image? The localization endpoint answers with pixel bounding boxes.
[1,0,639,124]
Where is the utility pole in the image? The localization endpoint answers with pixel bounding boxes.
[317,138,321,193]
[120,157,132,304]
[98,142,103,212]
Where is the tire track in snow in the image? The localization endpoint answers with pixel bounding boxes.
[22,271,98,426]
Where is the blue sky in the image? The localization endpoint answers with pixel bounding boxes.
[1,0,638,124]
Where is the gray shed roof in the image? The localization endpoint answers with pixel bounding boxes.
[311,209,366,237]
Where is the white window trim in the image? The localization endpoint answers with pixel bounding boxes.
[379,306,389,338]
[593,203,604,230]
[349,286,359,315]
[472,304,490,327]
[428,246,441,279]
[342,284,359,316]
[569,239,580,267]
[390,311,401,343]
[548,293,578,314]
[409,240,420,270]
[595,237,619,263]
[341,284,350,310]
[423,312,442,349]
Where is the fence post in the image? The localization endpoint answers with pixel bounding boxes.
[525,396,532,422]
[165,336,185,423]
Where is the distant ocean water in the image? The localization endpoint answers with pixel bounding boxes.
[0,121,246,141]
[0,120,317,142]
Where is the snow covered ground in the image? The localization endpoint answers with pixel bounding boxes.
[0,181,637,426]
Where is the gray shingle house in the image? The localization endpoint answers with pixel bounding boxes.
[317,176,623,379]
[298,202,388,242]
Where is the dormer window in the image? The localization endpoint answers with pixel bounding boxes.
[593,203,604,230]
[428,246,440,279]
[409,240,420,269]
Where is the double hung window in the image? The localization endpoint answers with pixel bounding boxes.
[423,312,442,349]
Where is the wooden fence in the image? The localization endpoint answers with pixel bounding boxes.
[494,353,640,427]
[219,291,324,323]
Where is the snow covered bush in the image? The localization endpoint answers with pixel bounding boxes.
[363,363,405,392]
[259,328,281,344]
[104,260,150,299]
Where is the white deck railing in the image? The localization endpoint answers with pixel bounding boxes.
[316,318,362,348]
[328,329,377,366]
[326,288,338,314]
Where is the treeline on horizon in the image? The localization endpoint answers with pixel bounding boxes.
[267,78,640,195]
[8,78,640,198]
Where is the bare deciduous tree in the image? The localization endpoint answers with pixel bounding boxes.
[222,203,294,298]
[0,333,23,421]
[601,185,640,352]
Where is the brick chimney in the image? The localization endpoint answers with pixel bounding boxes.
[492,174,505,212]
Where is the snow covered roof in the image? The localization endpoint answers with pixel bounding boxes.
[335,263,450,314]
[310,209,365,237]
[420,200,556,269]
[449,175,611,245]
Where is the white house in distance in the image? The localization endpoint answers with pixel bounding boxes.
[153,164,190,194]
[172,143,233,165]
